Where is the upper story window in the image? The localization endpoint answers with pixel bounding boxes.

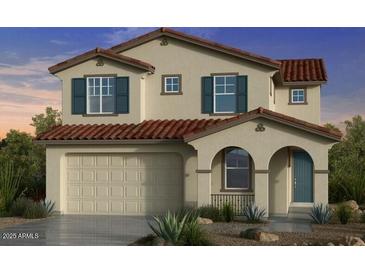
[87,77,115,114]
[161,75,182,94]
[290,88,306,104]
[225,148,251,190]
[213,75,237,113]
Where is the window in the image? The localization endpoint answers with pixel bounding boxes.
[87,77,115,114]
[214,75,237,113]
[290,88,306,104]
[162,75,181,94]
[225,148,250,190]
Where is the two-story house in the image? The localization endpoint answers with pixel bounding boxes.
[36,28,341,218]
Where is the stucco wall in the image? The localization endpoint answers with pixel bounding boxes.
[274,85,321,124]
[122,37,276,119]
[56,58,147,125]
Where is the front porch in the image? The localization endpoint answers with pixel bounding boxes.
[186,116,337,218]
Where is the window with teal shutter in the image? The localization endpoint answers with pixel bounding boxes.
[237,75,248,113]
[115,77,129,113]
[71,78,86,114]
[202,76,213,113]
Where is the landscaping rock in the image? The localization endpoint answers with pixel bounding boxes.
[327,242,335,246]
[240,228,279,242]
[345,236,365,246]
[197,217,213,225]
[342,200,359,212]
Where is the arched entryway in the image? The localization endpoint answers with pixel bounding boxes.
[268,146,314,216]
[210,146,255,213]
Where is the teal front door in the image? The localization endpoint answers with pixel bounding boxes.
[293,151,313,202]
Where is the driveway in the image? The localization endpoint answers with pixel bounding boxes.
[0,215,152,246]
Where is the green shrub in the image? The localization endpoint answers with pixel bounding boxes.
[181,220,212,246]
[42,199,55,215]
[0,161,23,212]
[221,203,234,222]
[242,203,266,223]
[336,204,352,224]
[309,203,333,224]
[198,205,221,221]
[176,207,199,224]
[148,211,187,245]
[10,197,33,216]
[23,202,48,219]
[361,212,365,223]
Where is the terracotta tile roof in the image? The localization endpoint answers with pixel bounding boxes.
[36,108,341,143]
[36,118,223,141]
[278,59,327,82]
[109,27,281,69]
[48,48,155,74]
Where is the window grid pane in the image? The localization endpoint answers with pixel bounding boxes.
[292,89,305,103]
[165,77,180,93]
[87,77,115,113]
[214,75,237,113]
[225,148,250,189]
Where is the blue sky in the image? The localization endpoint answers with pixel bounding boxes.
[0,27,364,136]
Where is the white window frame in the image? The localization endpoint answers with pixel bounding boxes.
[291,88,305,104]
[224,148,250,190]
[86,77,115,114]
[164,76,180,93]
[213,75,237,113]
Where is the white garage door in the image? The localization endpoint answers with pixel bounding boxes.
[65,153,183,215]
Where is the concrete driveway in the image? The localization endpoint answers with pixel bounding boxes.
[0,215,152,246]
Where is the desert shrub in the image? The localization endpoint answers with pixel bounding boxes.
[176,207,199,224]
[242,203,266,223]
[42,199,55,215]
[309,203,333,224]
[360,212,365,223]
[10,197,33,216]
[197,205,221,222]
[336,204,352,224]
[148,211,187,245]
[181,220,212,246]
[0,161,23,212]
[221,203,234,222]
[23,202,48,219]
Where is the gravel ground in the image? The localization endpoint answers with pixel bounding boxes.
[0,217,37,229]
[202,222,365,246]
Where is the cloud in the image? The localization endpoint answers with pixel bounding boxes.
[104,27,155,46]
[50,39,70,46]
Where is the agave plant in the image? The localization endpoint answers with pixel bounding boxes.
[0,161,23,212]
[309,203,333,224]
[242,203,266,223]
[148,211,188,245]
[42,199,56,215]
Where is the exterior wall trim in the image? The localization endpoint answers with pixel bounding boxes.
[255,169,269,173]
[314,169,329,174]
[196,169,212,173]
[35,139,183,145]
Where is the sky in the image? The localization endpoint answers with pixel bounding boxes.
[0,27,365,138]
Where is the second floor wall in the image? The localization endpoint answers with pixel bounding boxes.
[55,35,323,126]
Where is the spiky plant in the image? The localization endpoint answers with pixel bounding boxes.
[0,161,23,212]
[23,202,48,219]
[42,199,56,215]
[221,203,234,222]
[181,220,211,246]
[336,204,352,224]
[148,211,188,245]
[242,203,266,223]
[309,203,333,224]
[197,205,222,221]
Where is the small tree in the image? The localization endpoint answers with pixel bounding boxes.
[31,107,62,136]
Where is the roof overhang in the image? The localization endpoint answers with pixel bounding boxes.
[34,139,182,145]
[109,28,281,70]
[184,108,342,142]
[48,48,155,74]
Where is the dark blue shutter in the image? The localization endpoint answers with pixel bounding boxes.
[115,77,129,114]
[237,75,247,113]
[202,76,213,113]
[71,78,86,114]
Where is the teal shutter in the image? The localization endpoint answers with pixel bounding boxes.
[115,77,129,114]
[237,75,247,113]
[71,78,86,114]
[202,76,213,113]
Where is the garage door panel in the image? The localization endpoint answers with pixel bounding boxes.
[95,170,109,182]
[66,153,182,215]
